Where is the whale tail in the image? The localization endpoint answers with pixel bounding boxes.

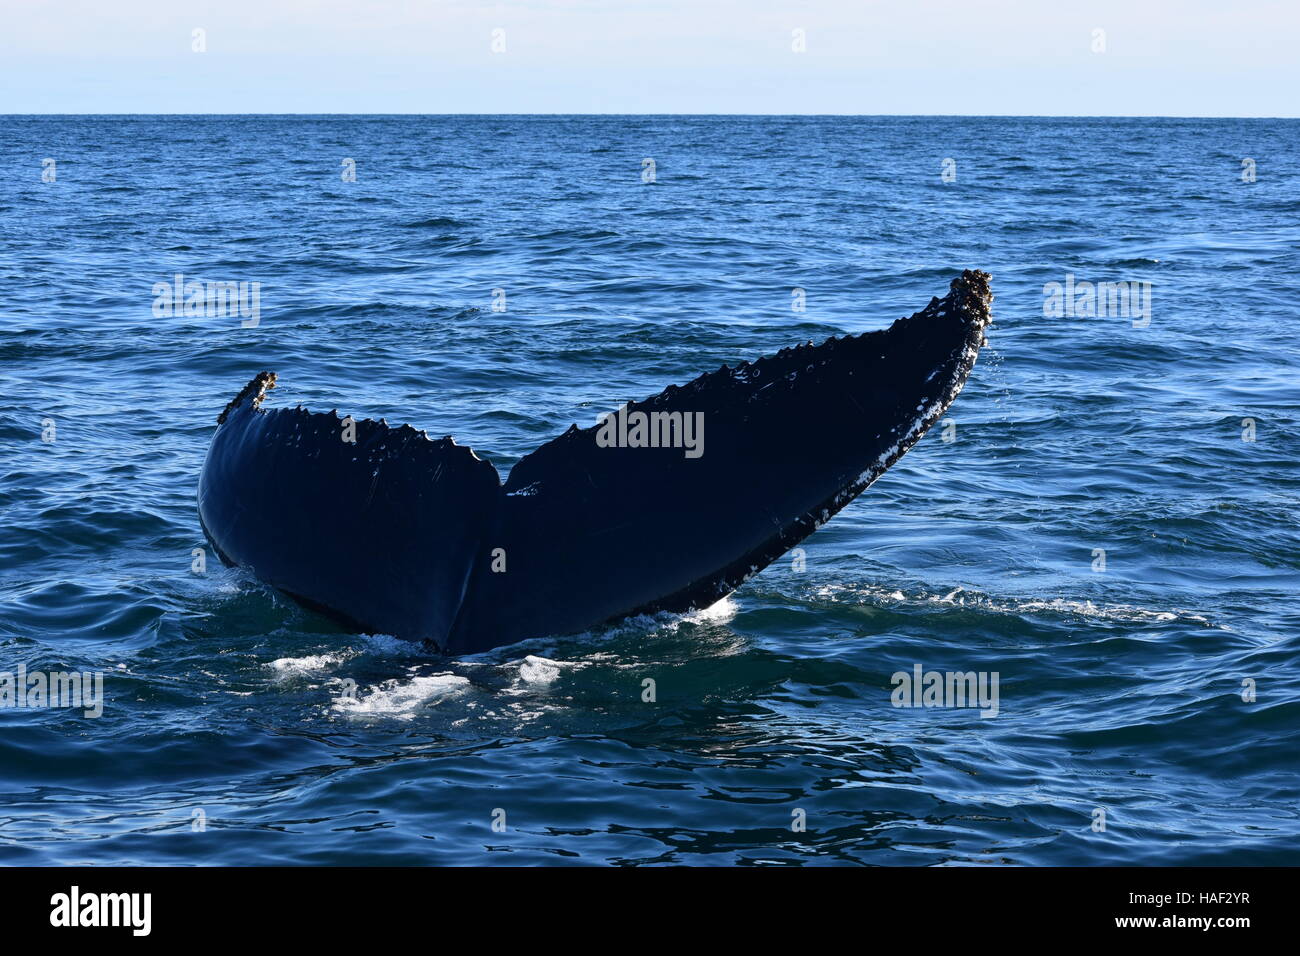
[198,270,992,653]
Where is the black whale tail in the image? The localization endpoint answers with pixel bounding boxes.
[198,271,992,654]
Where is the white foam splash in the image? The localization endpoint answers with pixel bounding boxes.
[358,633,423,656]
[269,651,348,677]
[685,595,739,625]
[331,674,470,718]
[518,655,563,685]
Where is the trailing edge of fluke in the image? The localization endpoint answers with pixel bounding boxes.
[198,270,993,654]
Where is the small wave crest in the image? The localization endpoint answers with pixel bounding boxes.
[813,583,1213,627]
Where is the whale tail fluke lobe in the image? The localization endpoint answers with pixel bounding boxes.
[198,271,992,654]
[199,377,499,643]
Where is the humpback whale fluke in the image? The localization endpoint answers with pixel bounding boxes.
[198,270,992,653]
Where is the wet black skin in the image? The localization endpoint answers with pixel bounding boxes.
[198,271,992,653]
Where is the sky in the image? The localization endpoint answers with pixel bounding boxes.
[2,0,1297,116]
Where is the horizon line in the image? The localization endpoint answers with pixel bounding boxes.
[4,112,1298,120]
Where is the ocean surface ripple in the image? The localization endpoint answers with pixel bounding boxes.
[1,115,1298,864]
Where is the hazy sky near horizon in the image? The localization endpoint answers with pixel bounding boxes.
[2,0,1296,115]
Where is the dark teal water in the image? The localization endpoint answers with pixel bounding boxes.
[1,116,1298,865]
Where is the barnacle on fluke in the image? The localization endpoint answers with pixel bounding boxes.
[198,271,993,653]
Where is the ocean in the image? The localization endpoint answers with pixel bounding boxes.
[1,115,1298,865]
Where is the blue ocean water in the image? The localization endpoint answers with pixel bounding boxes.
[1,115,1298,865]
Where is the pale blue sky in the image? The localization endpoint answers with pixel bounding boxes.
[2,0,1296,115]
